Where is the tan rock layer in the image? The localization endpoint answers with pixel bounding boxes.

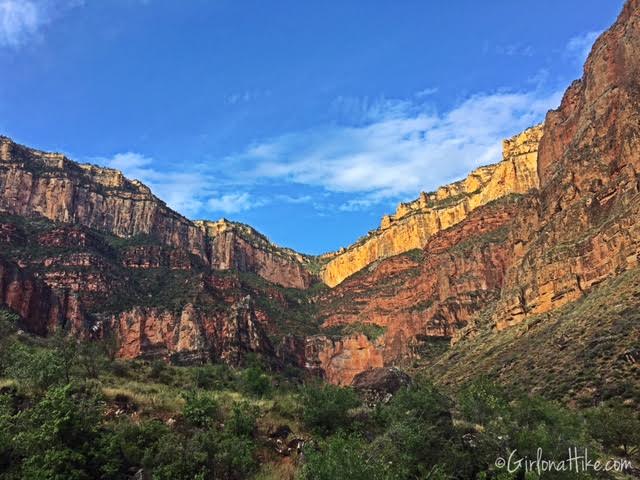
[316,195,524,371]
[320,124,543,287]
[0,137,314,289]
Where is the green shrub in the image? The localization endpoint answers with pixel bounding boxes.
[182,391,220,428]
[300,383,360,434]
[240,366,271,398]
[586,402,640,456]
[458,377,509,426]
[192,363,233,390]
[5,343,66,391]
[300,433,395,480]
[225,402,257,438]
[11,383,103,480]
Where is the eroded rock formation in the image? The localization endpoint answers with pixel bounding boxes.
[197,219,316,289]
[492,0,640,328]
[320,125,543,287]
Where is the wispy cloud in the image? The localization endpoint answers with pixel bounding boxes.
[226,88,562,210]
[99,86,561,217]
[103,152,212,216]
[226,90,271,105]
[207,192,266,214]
[565,30,602,66]
[415,87,439,98]
[0,0,40,46]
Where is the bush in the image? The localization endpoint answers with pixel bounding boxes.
[300,433,395,480]
[5,343,66,391]
[182,391,220,428]
[458,377,509,426]
[192,363,234,390]
[225,402,257,438]
[240,366,271,397]
[300,383,360,434]
[373,379,455,478]
[587,403,640,456]
[11,383,103,480]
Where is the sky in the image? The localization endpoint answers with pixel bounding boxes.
[0,0,626,255]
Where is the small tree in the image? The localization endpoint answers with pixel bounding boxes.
[587,403,640,456]
[300,383,360,435]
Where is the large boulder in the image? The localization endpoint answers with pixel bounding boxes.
[350,367,412,406]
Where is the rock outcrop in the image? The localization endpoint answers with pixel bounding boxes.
[351,367,412,406]
[320,124,542,287]
[317,194,524,366]
[112,296,274,366]
[0,137,207,259]
[492,0,640,329]
[278,334,384,385]
[197,219,316,289]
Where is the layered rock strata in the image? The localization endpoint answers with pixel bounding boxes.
[320,125,543,287]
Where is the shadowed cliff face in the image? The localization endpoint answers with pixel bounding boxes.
[492,0,640,329]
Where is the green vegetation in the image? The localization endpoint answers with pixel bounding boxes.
[0,309,638,479]
[323,321,387,341]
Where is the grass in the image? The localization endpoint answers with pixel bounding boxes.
[426,265,640,407]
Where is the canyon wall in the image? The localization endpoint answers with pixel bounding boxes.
[0,137,315,289]
[197,219,316,289]
[0,137,207,260]
[320,124,542,287]
[492,0,640,329]
[316,194,524,369]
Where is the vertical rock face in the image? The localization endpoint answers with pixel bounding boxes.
[0,137,316,289]
[0,212,279,366]
[279,334,384,386]
[197,219,316,289]
[0,137,208,260]
[112,297,274,366]
[320,125,543,287]
[316,195,524,370]
[492,0,640,328]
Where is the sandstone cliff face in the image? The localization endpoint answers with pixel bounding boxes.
[0,137,316,290]
[0,213,280,366]
[492,0,640,329]
[0,137,208,260]
[278,334,383,386]
[112,296,274,366]
[317,195,524,369]
[320,125,542,287]
[197,219,316,289]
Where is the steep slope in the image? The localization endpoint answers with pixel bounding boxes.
[310,0,640,387]
[0,136,316,290]
[491,0,640,329]
[310,194,525,384]
[320,124,542,287]
[197,219,316,289]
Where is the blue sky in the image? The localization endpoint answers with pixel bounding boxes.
[0,0,625,254]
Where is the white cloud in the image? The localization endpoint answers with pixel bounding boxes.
[0,0,39,46]
[103,152,210,216]
[100,86,562,217]
[227,88,562,209]
[415,87,439,98]
[565,30,602,66]
[208,192,263,214]
[0,0,83,47]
